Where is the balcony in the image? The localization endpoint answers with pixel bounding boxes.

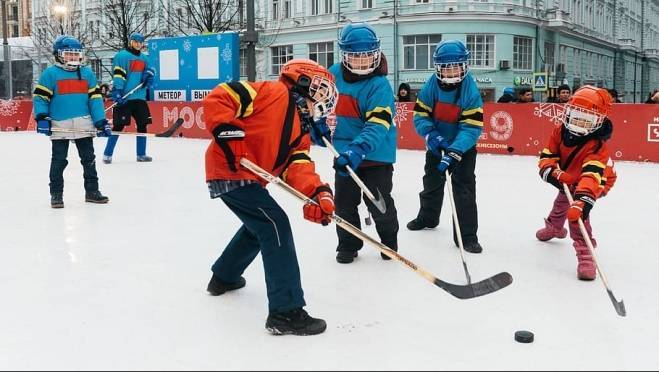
[644,48,659,60]
[545,8,572,29]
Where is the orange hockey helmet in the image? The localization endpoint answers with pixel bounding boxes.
[562,85,613,136]
[279,59,338,118]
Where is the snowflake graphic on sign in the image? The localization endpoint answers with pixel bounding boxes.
[533,102,565,125]
[393,103,412,127]
[0,100,19,117]
[183,39,192,53]
[222,44,233,63]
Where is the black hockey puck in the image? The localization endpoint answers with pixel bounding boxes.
[515,330,534,343]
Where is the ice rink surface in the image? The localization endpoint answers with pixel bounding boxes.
[1,132,658,370]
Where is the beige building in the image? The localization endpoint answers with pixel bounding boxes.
[1,0,31,38]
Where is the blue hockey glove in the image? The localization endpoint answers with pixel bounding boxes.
[334,143,368,177]
[425,130,450,156]
[310,116,331,147]
[112,89,127,106]
[36,114,51,136]
[141,67,156,89]
[437,150,463,174]
[94,119,112,137]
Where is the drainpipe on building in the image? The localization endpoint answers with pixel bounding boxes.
[393,0,399,91]
[245,0,257,82]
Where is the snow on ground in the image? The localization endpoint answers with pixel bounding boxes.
[1,132,658,370]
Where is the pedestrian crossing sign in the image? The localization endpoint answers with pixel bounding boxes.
[533,73,548,92]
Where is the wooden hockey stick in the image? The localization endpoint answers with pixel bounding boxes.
[562,183,626,317]
[240,158,513,300]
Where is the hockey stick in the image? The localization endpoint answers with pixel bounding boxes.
[446,172,473,285]
[240,158,513,300]
[322,137,387,214]
[50,118,184,138]
[104,83,144,113]
[562,183,627,317]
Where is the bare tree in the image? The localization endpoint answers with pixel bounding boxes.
[158,0,243,36]
[98,0,158,51]
[30,0,94,65]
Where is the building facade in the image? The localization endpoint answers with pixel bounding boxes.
[252,0,659,103]
[1,0,32,38]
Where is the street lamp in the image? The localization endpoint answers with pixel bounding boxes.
[53,5,67,35]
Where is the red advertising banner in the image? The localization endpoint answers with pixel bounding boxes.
[0,101,35,132]
[396,102,659,163]
[3,100,658,163]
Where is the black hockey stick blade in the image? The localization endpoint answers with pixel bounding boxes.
[608,290,627,317]
[434,272,513,300]
[155,118,184,137]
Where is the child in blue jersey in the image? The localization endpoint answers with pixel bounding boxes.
[408,40,485,254]
[103,33,156,164]
[33,35,112,208]
[329,23,399,264]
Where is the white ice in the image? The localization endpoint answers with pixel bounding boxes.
[1,132,658,370]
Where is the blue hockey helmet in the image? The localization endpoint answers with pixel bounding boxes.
[53,35,84,70]
[130,33,145,43]
[433,40,470,84]
[338,23,381,75]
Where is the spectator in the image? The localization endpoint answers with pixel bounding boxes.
[100,84,110,101]
[397,82,412,102]
[645,89,659,104]
[517,86,534,103]
[497,87,516,103]
[555,84,571,103]
[607,89,622,103]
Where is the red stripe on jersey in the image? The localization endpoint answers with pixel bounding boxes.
[130,60,146,72]
[57,79,89,95]
[335,94,361,119]
[433,102,461,124]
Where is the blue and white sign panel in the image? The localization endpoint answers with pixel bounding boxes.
[148,32,240,101]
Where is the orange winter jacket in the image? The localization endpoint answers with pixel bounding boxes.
[539,124,616,198]
[203,80,325,197]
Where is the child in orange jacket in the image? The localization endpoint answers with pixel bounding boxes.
[536,86,616,280]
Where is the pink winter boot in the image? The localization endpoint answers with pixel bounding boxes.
[536,219,568,241]
[574,243,597,281]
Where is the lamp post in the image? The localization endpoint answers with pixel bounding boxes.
[53,5,67,35]
[1,0,11,99]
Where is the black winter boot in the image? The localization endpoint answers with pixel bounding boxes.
[406,218,438,231]
[85,191,109,204]
[336,250,358,264]
[265,308,327,336]
[462,241,483,254]
[51,193,64,209]
[206,274,246,296]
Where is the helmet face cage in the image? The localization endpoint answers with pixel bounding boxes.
[341,49,381,76]
[57,49,84,69]
[434,62,468,84]
[562,104,605,136]
[308,75,338,119]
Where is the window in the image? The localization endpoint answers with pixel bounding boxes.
[12,24,18,37]
[311,0,332,14]
[415,0,430,3]
[360,0,373,9]
[466,34,495,68]
[513,36,533,70]
[309,42,334,68]
[271,45,293,75]
[403,34,441,70]
[273,0,290,19]
[544,42,555,72]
